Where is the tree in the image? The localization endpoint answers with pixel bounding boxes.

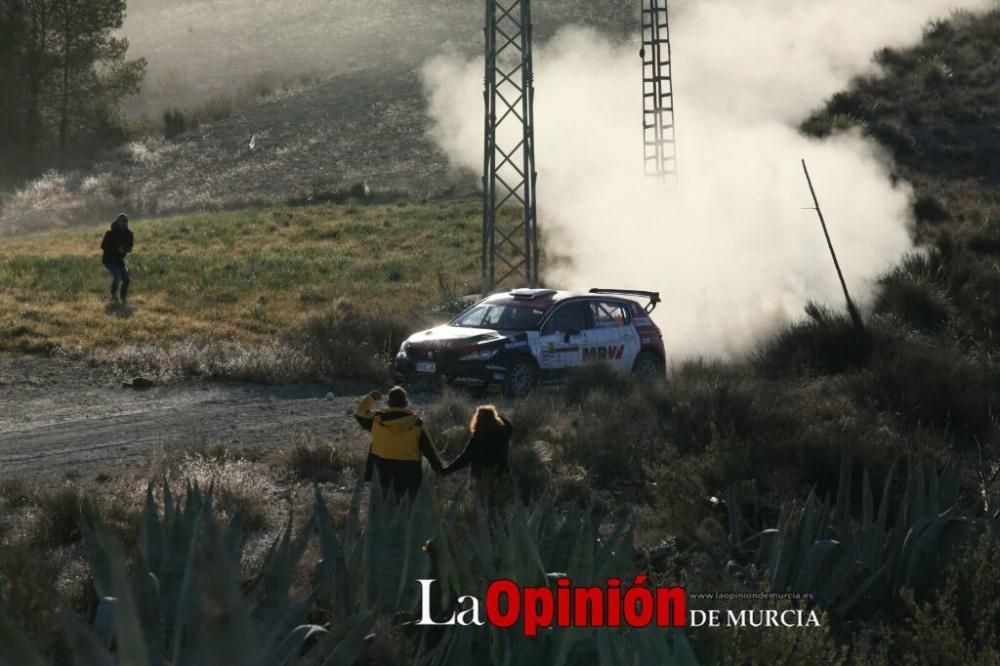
[0,0,145,183]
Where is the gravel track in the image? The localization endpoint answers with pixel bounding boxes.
[0,355,374,480]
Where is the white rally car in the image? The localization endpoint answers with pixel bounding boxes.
[393,288,666,398]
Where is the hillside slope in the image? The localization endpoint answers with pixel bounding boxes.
[0,0,634,235]
[117,65,473,211]
[804,9,1000,353]
[0,65,474,236]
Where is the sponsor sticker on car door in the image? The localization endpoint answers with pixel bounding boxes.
[584,301,639,372]
[536,301,588,370]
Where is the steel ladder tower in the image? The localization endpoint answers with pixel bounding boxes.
[482,0,539,293]
[640,0,677,181]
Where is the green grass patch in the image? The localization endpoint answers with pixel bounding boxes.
[0,199,486,351]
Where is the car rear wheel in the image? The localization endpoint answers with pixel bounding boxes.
[505,358,538,398]
[632,351,662,383]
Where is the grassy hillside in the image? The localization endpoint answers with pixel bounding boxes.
[804,9,1000,358]
[0,199,484,354]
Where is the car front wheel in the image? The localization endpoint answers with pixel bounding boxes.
[632,351,663,383]
[505,358,538,398]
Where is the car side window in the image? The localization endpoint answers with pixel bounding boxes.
[589,301,630,328]
[500,306,545,329]
[542,302,588,334]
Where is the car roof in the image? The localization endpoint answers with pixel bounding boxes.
[483,288,643,310]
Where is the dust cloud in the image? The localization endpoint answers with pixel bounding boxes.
[422,0,994,359]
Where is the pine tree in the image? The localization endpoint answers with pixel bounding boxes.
[0,0,145,182]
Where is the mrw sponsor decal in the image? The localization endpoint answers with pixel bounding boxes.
[583,345,625,362]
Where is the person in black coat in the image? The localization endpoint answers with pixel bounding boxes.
[443,405,513,504]
[100,213,134,304]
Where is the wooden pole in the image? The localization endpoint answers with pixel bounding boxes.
[802,159,865,331]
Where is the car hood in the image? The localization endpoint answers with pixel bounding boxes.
[403,325,517,350]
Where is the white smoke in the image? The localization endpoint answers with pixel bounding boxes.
[422,0,993,359]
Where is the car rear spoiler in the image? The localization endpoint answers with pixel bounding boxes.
[589,288,661,314]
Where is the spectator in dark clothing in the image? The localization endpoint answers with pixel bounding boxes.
[355,386,443,499]
[100,213,134,304]
[443,405,513,505]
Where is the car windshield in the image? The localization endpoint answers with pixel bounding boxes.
[452,302,546,331]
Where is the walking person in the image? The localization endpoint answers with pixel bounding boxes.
[442,405,514,506]
[101,213,133,305]
[355,386,444,499]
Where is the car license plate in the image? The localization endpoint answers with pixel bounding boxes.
[416,361,436,373]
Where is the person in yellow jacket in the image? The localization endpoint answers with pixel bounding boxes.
[355,386,443,498]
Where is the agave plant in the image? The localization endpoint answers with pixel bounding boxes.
[83,481,360,665]
[728,458,970,617]
[0,482,358,665]
[418,496,697,665]
[0,477,698,665]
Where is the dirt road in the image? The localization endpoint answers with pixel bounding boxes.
[0,355,379,481]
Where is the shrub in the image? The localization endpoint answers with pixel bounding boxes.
[297,301,418,382]
[849,341,996,446]
[756,304,873,377]
[666,363,762,455]
[282,441,361,484]
[913,192,951,223]
[0,478,32,509]
[33,485,99,546]
[871,119,917,155]
[875,272,952,333]
[563,362,631,402]
[424,388,476,456]
[0,542,67,658]
[175,453,276,533]
[163,108,189,139]
[893,528,1000,661]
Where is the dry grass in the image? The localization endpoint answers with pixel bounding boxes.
[276,435,367,484]
[0,200,482,356]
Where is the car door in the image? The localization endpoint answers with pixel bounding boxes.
[536,301,589,373]
[583,300,639,373]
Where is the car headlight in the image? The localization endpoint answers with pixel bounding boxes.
[459,347,499,362]
[397,341,410,356]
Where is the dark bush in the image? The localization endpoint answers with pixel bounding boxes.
[0,542,67,658]
[667,364,762,455]
[876,272,952,332]
[850,341,996,446]
[872,119,918,155]
[562,389,664,493]
[756,304,873,377]
[33,485,99,547]
[0,477,32,509]
[966,233,1000,256]
[563,362,631,402]
[349,181,371,199]
[913,193,951,223]
[163,108,189,139]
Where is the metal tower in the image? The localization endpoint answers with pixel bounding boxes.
[640,0,677,181]
[482,0,539,293]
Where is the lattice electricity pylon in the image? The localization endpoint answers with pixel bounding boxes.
[482,0,540,293]
[640,0,677,182]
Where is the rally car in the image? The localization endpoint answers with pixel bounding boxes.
[393,288,666,398]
